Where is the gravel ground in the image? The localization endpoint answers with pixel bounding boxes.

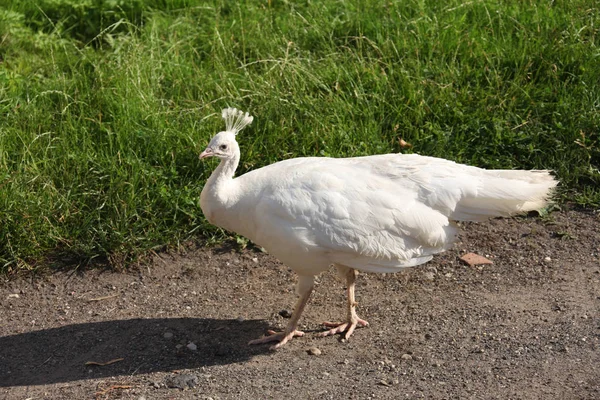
[1,209,599,399]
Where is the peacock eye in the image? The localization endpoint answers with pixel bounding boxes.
[219,144,228,151]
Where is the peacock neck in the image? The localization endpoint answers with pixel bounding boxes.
[205,156,239,201]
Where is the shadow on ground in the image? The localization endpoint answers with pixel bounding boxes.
[0,317,271,386]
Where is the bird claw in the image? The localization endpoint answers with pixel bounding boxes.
[318,318,369,340]
[248,329,305,349]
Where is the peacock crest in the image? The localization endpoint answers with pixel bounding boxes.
[222,108,253,135]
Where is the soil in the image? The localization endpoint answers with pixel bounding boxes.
[1,209,599,399]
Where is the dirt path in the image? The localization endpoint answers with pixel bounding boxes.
[1,209,599,399]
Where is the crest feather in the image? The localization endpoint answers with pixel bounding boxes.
[222,108,253,135]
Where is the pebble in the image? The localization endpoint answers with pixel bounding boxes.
[378,379,391,386]
[7,294,19,299]
[236,316,245,322]
[252,257,258,263]
[423,272,435,281]
[165,374,198,389]
[401,353,413,360]
[279,309,293,318]
[460,252,493,266]
[215,347,229,357]
[544,256,552,262]
[163,332,174,339]
[307,347,322,356]
[187,342,198,351]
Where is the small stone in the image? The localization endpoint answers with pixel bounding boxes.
[236,316,245,322]
[378,379,391,386]
[424,333,432,340]
[460,253,493,266]
[307,347,322,356]
[401,354,413,360]
[163,332,174,339]
[279,309,293,318]
[176,344,183,350]
[215,347,229,357]
[252,257,258,263]
[165,374,198,389]
[544,256,552,262]
[423,272,435,281]
[7,294,19,299]
[186,342,197,351]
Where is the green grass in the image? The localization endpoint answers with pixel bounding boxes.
[1,0,599,272]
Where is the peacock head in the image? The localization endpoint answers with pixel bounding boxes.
[199,108,253,160]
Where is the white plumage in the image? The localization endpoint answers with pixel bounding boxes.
[199,108,558,349]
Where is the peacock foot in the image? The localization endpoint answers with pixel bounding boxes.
[318,318,369,340]
[248,329,305,349]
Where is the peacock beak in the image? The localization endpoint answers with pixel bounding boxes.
[199,148,213,159]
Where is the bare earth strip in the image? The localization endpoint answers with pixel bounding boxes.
[1,209,599,399]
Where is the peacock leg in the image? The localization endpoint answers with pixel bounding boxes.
[319,267,369,340]
[249,275,314,349]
